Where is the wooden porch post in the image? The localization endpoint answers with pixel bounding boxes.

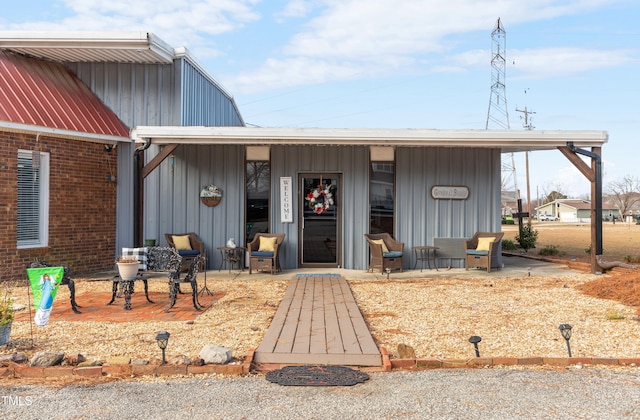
[558,144,603,274]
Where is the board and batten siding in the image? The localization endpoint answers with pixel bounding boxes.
[396,147,502,269]
[139,144,502,271]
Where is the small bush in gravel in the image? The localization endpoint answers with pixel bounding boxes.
[538,245,561,256]
[501,239,518,251]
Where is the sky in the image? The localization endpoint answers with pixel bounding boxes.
[2,0,638,200]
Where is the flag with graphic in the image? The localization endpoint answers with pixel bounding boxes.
[26,267,64,326]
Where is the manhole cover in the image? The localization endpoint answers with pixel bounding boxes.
[266,365,370,386]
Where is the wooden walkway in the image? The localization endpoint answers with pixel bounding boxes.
[254,274,381,366]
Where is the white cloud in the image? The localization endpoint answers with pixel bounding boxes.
[510,47,637,79]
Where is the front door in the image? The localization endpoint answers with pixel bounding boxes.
[299,173,341,268]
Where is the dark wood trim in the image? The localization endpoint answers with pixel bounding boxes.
[142,143,180,179]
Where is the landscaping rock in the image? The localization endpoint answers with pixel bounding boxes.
[66,353,87,366]
[174,355,192,365]
[0,352,28,364]
[30,351,64,367]
[77,360,102,367]
[398,343,416,359]
[131,359,149,365]
[107,356,131,365]
[199,344,232,364]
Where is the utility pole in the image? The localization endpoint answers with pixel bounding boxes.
[516,106,536,226]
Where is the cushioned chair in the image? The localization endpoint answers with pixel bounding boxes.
[248,233,285,274]
[465,232,504,273]
[364,233,404,273]
[165,232,206,274]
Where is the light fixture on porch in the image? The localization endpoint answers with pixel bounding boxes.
[169,155,175,173]
[559,324,572,357]
[155,331,170,364]
[469,336,482,357]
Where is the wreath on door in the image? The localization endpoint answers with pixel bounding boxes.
[306,184,334,214]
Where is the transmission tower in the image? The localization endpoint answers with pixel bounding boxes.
[485,18,517,208]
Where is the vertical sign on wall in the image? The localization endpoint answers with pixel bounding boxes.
[280,177,293,223]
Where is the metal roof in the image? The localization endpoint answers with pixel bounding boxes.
[0,51,129,140]
[0,31,174,64]
[130,126,608,152]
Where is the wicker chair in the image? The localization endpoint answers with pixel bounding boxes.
[164,232,206,273]
[465,232,504,273]
[248,233,285,274]
[364,233,404,273]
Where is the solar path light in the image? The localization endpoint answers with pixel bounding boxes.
[155,331,170,364]
[469,336,482,357]
[559,324,572,357]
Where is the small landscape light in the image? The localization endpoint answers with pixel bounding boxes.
[527,267,531,276]
[155,331,170,364]
[469,335,482,357]
[559,324,572,357]
[385,267,391,280]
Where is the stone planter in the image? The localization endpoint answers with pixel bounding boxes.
[0,322,12,346]
[116,262,139,281]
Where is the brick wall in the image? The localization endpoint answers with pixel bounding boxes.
[0,130,118,281]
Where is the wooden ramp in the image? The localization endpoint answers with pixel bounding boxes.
[254,274,381,366]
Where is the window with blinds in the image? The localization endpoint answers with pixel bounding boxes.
[17,150,49,248]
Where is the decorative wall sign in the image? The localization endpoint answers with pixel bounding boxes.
[200,185,222,207]
[431,185,469,200]
[280,177,293,223]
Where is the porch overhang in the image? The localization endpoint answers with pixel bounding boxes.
[130,126,607,153]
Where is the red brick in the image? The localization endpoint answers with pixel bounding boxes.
[156,365,187,376]
[0,367,14,378]
[131,364,157,376]
[567,357,593,365]
[188,365,219,375]
[102,364,133,376]
[618,358,640,366]
[441,359,468,368]
[380,347,392,372]
[492,357,518,366]
[467,357,493,367]
[543,357,569,366]
[43,367,75,378]
[416,358,442,368]
[591,357,619,366]
[518,357,543,366]
[390,359,416,369]
[14,366,44,378]
[73,366,104,377]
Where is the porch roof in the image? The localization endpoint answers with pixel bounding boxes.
[130,126,608,153]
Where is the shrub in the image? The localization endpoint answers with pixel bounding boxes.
[501,239,518,251]
[514,225,539,252]
[538,245,561,256]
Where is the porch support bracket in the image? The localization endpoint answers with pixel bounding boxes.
[558,143,602,273]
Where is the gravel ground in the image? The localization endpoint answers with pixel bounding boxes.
[1,367,639,419]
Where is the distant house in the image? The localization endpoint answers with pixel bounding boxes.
[535,199,619,223]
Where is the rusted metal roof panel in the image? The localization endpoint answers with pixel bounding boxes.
[0,51,129,137]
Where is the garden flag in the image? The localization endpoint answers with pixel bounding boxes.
[26,267,64,326]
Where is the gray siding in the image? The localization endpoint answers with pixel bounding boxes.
[144,144,245,269]
[396,147,502,269]
[139,144,502,271]
[178,59,244,126]
[66,61,179,127]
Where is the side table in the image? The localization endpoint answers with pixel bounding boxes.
[412,246,439,271]
[217,246,246,272]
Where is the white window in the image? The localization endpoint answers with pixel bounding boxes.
[17,150,49,248]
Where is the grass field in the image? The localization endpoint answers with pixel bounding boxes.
[502,221,640,262]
